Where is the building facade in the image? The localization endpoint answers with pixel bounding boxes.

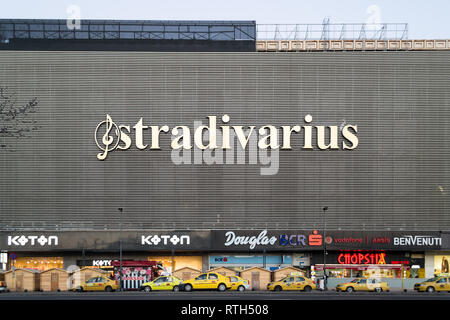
[1,20,450,287]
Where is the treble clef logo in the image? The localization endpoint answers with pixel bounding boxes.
[95,114,121,160]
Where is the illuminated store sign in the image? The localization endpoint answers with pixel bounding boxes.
[7,235,58,246]
[224,230,277,250]
[393,235,441,247]
[92,259,112,267]
[141,235,190,246]
[94,114,359,160]
[338,253,387,265]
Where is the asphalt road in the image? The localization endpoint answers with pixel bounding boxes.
[1,290,450,300]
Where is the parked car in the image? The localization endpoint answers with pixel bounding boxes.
[414,276,450,292]
[227,275,250,292]
[0,281,8,293]
[182,272,231,292]
[140,275,183,292]
[267,276,316,292]
[74,276,119,292]
[336,278,389,292]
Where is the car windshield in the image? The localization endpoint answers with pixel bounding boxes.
[425,277,439,282]
[154,277,166,283]
[196,274,207,280]
[350,279,360,283]
[86,277,98,283]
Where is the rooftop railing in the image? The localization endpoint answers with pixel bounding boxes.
[256,23,408,41]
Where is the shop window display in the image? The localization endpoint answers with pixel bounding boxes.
[13,257,64,271]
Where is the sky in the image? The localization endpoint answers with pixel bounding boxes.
[1,0,449,39]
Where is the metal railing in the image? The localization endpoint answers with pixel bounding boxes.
[257,23,408,41]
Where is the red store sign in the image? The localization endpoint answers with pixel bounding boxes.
[338,252,387,265]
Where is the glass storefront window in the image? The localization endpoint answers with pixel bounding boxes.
[314,265,412,279]
[147,256,202,273]
[13,257,64,271]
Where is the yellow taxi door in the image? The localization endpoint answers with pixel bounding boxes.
[284,277,295,290]
[436,277,447,291]
[154,277,167,290]
[295,277,305,290]
[85,277,98,291]
[357,279,367,291]
[96,277,107,291]
[229,276,238,290]
[208,273,220,289]
[194,274,208,289]
[163,277,173,290]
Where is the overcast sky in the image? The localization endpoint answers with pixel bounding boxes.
[1,0,449,39]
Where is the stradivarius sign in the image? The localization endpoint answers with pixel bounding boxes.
[94,114,359,161]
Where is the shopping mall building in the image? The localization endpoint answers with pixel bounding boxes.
[0,19,450,288]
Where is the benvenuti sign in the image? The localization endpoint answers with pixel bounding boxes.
[94,114,359,173]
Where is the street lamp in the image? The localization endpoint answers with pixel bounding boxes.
[322,206,328,291]
[118,207,123,291]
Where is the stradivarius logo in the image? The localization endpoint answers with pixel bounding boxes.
[94,114,359,175]
[95,114,121,160]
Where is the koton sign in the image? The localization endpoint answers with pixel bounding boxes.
[7,235,58,246]
[141,234,190,246]
[92,260,112,267]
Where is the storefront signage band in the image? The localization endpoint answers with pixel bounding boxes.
[1,231,446,252]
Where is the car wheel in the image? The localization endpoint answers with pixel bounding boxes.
[375,287,382,293]
[77,286,83,292]
[218,283,227,292]
[105,286,113,292]
[238,285,245,292]
[274,286,282,292]
[304,286,312,292]
[184,284,193,292]
[173,286,180,292]
[346,287,354,293]
[426,286,435,293]
[144,286,152,292]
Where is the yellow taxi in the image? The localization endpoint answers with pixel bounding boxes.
[267,275,316,292]
[414,276,450,292]
[74,276,119,292]
[182,272,231,292]
[140,275,183,292]
[336,278,389,292]
[227,275,250,292]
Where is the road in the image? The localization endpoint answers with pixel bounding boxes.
[1,290,450,300]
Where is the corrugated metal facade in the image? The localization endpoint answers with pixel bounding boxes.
[0,51,449,231]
